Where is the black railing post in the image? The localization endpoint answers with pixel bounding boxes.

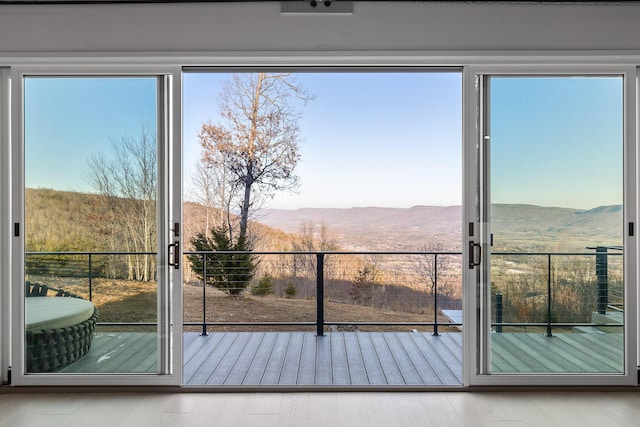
[88,253,93,302]
[596,246,609,315]
[432,253,439,336]
[201,253,208,336]
[495,292,503,333]
[546,253,553,337]
[316,252,325,337]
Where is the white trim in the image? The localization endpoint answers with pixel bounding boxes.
[5,51,640,68]
[10,66,24,386]
[623,67,638,382]
[466,64,638,387]
[635,67,640,372]
[461,66,477,388]
[0,67,10,384]
[170,68,183,383]
[10,66,183,387]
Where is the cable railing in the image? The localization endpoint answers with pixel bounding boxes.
[491,249,624,336]
[183,250,463,336]
[24,248,624,335]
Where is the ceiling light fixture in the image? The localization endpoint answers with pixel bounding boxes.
[281,0,354,14]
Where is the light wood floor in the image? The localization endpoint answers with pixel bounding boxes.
[1,391,639,426]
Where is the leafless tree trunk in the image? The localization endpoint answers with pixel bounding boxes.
[189,160,239,240]
[86,127,157,281]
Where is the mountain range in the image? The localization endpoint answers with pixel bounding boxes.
[258,204,623,252]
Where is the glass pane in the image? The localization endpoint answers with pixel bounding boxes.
[182,71,464,386]
[24,77,159,374]
[488,76,624,374]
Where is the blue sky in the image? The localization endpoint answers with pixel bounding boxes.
[24,73,622,210]
[24,77,157,192]
[183,72,462,209]
[489,76,623,210]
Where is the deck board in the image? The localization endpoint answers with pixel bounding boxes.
[261,332,290,385]
[188,332,238,384]
[491,332,624,374]
[370,332,405,385]
[224,332,265,385]
[407,332,461,384]
[330,332,350,385]
[296,333,317,385]
[356,332,388,385]
[394,332,442,384]
[553,333,623,371]
[278,331,303,385]
[183,333,225,383]
[314,335,333,385]
[242,332,277,385]
[343,332,369,384]
[58,332,157,374]
[206,332,251,385]
[382,332,423,385]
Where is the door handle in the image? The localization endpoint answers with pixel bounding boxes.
[168,241,180,270]
[469,241,482,269]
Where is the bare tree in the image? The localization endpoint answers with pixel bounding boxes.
[189,160,239,240]
[291,221,339,280]
[198,73,314,244]
[85,127,157,281]
[418,240,453,297]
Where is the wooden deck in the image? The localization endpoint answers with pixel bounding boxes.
[490,331,624,374]
[58,330,624,384]
[58,332,158,374]
[183,332,463,386]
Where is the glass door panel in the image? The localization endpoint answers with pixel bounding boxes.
[21,76,167,375]
[482,75,626,376]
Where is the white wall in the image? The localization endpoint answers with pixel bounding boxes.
[0,2,639,58]
[1,1,639,386]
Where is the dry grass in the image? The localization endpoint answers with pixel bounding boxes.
[40,278,457,333]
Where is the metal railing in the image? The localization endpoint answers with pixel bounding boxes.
[26,251,158,327]
[24,248,623,336]
[183,250,463,336]
[491,249,624,336]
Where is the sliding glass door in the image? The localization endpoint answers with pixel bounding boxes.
[468,68,637,385]
[12,69,182,385]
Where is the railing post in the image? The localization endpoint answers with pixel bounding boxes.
[201,253,208,336]
[432,253,439,336]
[495,292,503,333]
[316,252,324,337]
[88,253,93,302]
[546,253,553,337]
[596,246,608,315]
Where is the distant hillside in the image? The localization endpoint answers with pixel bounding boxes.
[26,189,296,253]
[491,204,623,251]
[26,188,105,252]
[183,202,294,251]
[259,206,463,252]
[26,188,623,255]
[259,204,623,252]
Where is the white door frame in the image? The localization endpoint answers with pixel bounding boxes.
[0,67,11,385]
[463,64,638,387]
[10,65,183,387]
